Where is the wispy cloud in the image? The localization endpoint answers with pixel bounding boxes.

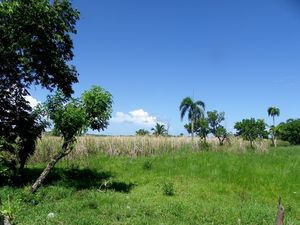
[272,75,300,87]
[111,109,160,126]
[24,95,40,108]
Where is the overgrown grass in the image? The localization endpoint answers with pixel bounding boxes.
[1,146,299,224]
[31,135,272,163]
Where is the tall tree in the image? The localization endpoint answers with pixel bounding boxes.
[31,86,113,193]
[0,0,79,179]
[267,106,280,147]
[180,97,205,140]
[268,107,280,126]
[207,111,228,145]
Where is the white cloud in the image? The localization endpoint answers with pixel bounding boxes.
[111,109,160,126]
[24,95,40,108]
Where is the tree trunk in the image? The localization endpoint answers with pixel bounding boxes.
[271,135,275,147]
[30,140,73,193]
[191,120,194,142]
[273,116,277,147]
[218,137,225,146]
[30,150,64,193]
[275,197,284,225]
[16,160,26,184]
[3,216,11,225]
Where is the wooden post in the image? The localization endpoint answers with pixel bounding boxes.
[3,216,12,225]
[275,197,284,225]
[0,214,12,225]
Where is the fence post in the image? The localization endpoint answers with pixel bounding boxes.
[275,197,284,225]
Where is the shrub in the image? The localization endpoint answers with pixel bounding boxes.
[136,129,150,136]
[0,139,17,182]
[198,141,211,151]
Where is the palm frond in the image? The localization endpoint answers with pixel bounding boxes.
[180,97,206,122]
[180,105,189,120]
[267,106,280,117]
[179,97,193,110]
[195,100,205,110]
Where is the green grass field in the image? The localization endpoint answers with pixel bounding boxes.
[1,146,300,224]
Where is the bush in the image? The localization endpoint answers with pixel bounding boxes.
[198,141,211,151]
[277,119,300,145]
[0,139,17,182]
[162,181,175,196]
[0,108,47,181]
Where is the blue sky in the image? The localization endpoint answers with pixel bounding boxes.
[29,0,300,135]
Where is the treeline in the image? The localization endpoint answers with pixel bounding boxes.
[136,99,300,149]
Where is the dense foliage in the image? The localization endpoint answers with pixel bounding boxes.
[185,118,209,140]
[277,119,300,145]
[0,0,79,95]
[47,86,113,142]
[0,0,79,180]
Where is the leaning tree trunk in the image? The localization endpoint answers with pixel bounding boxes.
[30,140,74,193]
[275,197,284,225]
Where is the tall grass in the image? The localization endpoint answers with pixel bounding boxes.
[31,135,271,163]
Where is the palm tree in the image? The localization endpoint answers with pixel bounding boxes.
[151,123,167,136]
[267,106,280,147]
[180,97,205,140]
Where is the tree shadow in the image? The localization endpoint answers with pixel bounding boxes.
[2,167,135,193]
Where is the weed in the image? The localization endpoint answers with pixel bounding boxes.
[86,201,98,210]
[162,181,175,196]
[142,160,152,170]
[0,195,14,222]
